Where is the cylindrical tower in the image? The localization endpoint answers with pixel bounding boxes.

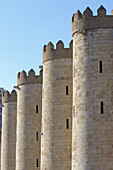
[41,40,73,170]
[16,69,42,170]
[1,90,17,170]
[72,6,113,169]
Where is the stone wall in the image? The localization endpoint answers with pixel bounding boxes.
[72,6,113,36]
[16,70,42,170]
[1,91,17,170]
[41,41,73,170]
[72,28,113,170]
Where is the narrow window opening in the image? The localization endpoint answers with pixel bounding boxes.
[66,86,68,95]
[101,102,104,114]
[99,61,102,73]
[36,159,38,167]
[66,119,69,129]
[36,132,38,141]
[36,105,38,113]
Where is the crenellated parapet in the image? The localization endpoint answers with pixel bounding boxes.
[72,5,113,36]
[17,68,43,86]
[1,91,17,170]
[43,40,73,63]
[2,90,17,103]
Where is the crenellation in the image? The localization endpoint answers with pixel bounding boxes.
[72,5,113,36]
[16,68,42,170]
[73,10,82,21]
[97,5,106,16]
[17,72,20,78]
[43,40,73,63]
[17,69,43,86]
[72,7,113,170]
[2,90,10,99]
[41,37,73,169]
[46,41,54,51]
[56,40,64,49]
[28,69,35,76]
[1,5,113,170]
[21,70,27,77]
[43,45,46,52]
[2,90,17,103]
[1,90,17,170]
[69,40,73,48]
[72,14,74,22]
[83,7,93,18]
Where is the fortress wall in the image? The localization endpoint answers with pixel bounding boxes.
[41,41,73,170]
[16,70,42,170]
[1,91,17,170]
[72,7,113,170]
[2,6,113,170]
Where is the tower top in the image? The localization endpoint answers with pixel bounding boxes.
[43,40,73,63]
[17,68,43,86]
[2,90,17,103]
[72,6,113,36]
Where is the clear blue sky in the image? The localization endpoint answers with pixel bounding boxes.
[0,0,113,91]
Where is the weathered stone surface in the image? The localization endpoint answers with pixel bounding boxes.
[72,28,113,170]
[2,6,113,170]
[16,70,42,170]
[1,91,17,170]
[41,43,73,170]
[43,40,73,63]
[72,6,113,36]
[17,69,42,86]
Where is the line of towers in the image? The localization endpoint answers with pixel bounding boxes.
[1,5,113,170]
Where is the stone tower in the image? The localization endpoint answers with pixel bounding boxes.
[16,69,42,170]
[1,90,17,170]
[41,41,73,170]
[72,6,113,170]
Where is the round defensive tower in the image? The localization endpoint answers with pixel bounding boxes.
[16,69,42,170]
[1,90,17,170]
[41,40,73,170]
[72,6,113,170]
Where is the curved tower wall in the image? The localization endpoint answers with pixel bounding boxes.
[72,6,113,170]
[1,90,17,170]
[16,69,42,170]
[41,41,73,170]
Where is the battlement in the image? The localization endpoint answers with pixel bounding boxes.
[72,6,113,36]
[43,40,73,63]
[17,68,43,86]
[2,90,17,103]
